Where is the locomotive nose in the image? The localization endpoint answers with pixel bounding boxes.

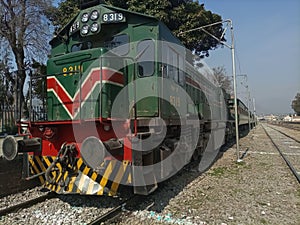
[2,136,41,161]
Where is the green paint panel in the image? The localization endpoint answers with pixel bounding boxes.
[47,47,125,121]
[46,4,223,124]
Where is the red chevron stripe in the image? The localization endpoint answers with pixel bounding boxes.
[47,68,124,118]
[47,78,73,114]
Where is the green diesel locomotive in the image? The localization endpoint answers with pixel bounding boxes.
[2,3,253,196]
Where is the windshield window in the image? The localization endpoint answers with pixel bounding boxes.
[71,42,92,52]
[104,34,129,55]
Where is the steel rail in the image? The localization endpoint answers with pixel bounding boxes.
[88,202,126,225]
[267,125,300,144]
[270,122,300,132]
[262,125,300,184]
[0,192,57,217]
[88,195,151,225]
[88,195,135,225]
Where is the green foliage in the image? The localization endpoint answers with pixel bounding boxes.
[126,0,225,57]
[51,0,224,57]
[126,0,171,22]
[173,2,224,57]
[104,0,127,9]
[47,0,80,31]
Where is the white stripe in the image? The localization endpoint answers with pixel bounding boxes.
[48,76,73,100]
[48,68,123,102]
[72,67,117,100]
[47,88,73,119]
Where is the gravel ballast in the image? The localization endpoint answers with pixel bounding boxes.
[0,123,299,224]
[117,123,300,225]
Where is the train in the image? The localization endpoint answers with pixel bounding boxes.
[2,3,256,196]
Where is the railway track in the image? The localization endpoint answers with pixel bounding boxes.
[267,125,300,144]
[87,196,132,225]
[270,121,300,132]
[0,192,57,217]
[0,190,152,224]
[88,195,153,225]
[262,124,300,183]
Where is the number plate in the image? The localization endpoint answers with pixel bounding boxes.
[70,21,80,33]
[102,12,125,23]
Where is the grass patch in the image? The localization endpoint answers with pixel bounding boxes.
[260,218,267,224]
[259,162,269,167]
[233,188,243,194]
[297,189,300,197]
[235,160,246,166]
[234,161,252,170]
[209,167,227,177]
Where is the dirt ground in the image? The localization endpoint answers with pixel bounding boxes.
[118,123,300,225]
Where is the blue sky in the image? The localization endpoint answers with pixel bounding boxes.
[202,0,300,115]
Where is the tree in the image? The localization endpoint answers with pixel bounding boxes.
[31,60,47,102]
[292,93,300,116]
[119,0,224,57]
[0,0,53,116]
[212,66,232,94]
[0,61,14,108]
[51,0,224,58]
[0,42,15,108]
[46,0,80,32]
[126,0,171,23]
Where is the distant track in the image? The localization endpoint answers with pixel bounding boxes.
[262,124,300,184]
[270,122,300,132]
[267,125,300,144]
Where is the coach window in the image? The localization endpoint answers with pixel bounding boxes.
[137,39,155,77]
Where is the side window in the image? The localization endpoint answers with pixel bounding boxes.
[137,39,155,77]
[167,47,178,82]
[167,46,185,85]
[178,56,185,86]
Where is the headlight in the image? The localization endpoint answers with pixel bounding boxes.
[81,13,89,23]
[90,22,99,33]
[81,24,89,35]
[90,10,99,20]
